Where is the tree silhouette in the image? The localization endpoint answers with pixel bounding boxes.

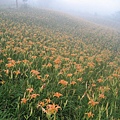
[23,0,28,8]
[23,0,28,2]
[16,0,18,8]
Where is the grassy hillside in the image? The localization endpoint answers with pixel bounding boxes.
[78,14,120,31]
[0,8,120,120]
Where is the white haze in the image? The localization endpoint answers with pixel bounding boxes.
[0,0,120,16]
[27,0,120,15]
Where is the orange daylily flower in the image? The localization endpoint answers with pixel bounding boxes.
[71,54,77,57]
[14,70,20,75]
[26,88,34,93]
[37,101,45,108]
[92,83,96,87]
[49,56,54,60]
[37,75,41,79]
[47,63,52,67]
[9,60,16,64]
[99,86,110,92]
[30,93,40,99]
[31,70,40,76]
[4,69,9,74]
[22,59,29,64]
[42,104,61,115]
[98,86,105,93]
[50,47,57,51]
[70,81,76,85]
[45,74,49,78]
[45,98,51,104]
[21,98,27,104]
[54,58,61,64]
[59,80,68,86]
[40,102,45,107]
[112,73,119,77]
[77,78,82,82]
[53,92,63,98]
[58,71,63,75]
[32,56,37,59]
[99,94,105,99]
[7,58,12,61]
[16,60,21,64]
[85,111,94,118]
[88,99,99,106]
[6,63,15,68]
[97,78,103,83]
[0,32,3,35]
[64,58,70,61]
[0,60,3,63]
[87,62,95,68]
[67,73,72,77]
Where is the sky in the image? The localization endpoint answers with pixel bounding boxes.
[0,0,120,15]
[27,0,120,15]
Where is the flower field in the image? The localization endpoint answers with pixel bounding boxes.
[0,8,120,120]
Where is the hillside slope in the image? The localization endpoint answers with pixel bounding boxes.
[0,8,120,120]
[1,8,120,53]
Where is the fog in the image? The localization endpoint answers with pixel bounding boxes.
[0,0,120,16]
[27,0,120,16]
[29,0,120,15]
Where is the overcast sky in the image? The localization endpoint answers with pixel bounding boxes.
[26,0,120,15]
[0,0,120,15]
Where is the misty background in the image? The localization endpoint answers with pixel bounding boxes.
[0,0,120,30]
[0,0,120,15]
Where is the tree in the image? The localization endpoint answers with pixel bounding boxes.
[16,0,18,8]
[23,0,28,8]
[23,0,28,2]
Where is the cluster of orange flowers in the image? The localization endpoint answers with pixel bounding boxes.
[21,88,40,104]
[42,104,61,115]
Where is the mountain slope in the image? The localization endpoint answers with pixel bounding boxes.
[0,8,120,120]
